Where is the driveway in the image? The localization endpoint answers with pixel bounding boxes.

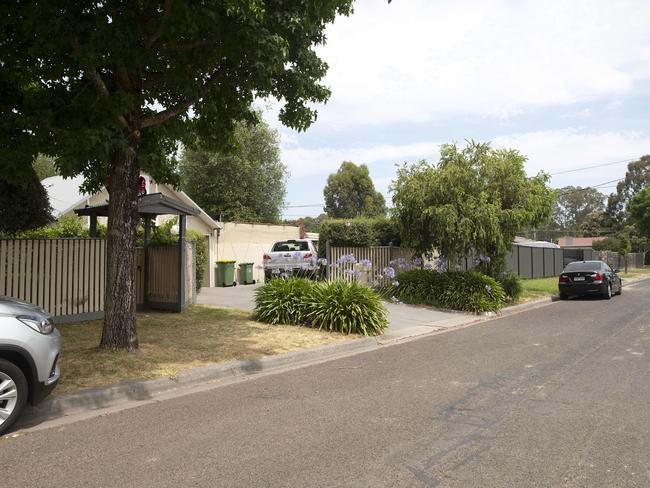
[197,285,476,340]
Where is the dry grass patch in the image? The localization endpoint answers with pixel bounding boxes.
[56,306,352,394]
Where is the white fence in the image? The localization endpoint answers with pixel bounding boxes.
[326,245,415,281]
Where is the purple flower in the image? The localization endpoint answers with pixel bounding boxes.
[383,266,396,279]
[359,258,372,267]
[424,264,433,270]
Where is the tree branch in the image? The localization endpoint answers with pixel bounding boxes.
[71,38,132,134]
[145,0,174,49]
[139,64,224,129]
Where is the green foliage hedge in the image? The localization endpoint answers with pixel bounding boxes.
[395,270,506,313]
[254,278,388,336]
[318,217,400,256]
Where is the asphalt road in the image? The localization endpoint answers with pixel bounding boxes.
[3,281,650,487]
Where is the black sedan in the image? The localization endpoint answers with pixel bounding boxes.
[558,260,622,300]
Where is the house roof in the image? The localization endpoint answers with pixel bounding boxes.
[557,236,607,248]
[75,193,200,217]
[43,174,220,230]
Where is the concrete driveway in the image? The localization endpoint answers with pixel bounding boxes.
[197,285,475,340]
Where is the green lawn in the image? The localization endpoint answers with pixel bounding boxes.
[519,266,650,303]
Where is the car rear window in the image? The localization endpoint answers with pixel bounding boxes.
[563,261,602,272]
[272,241,309,252]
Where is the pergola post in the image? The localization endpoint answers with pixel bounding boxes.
[143,216,152,308]
[178,214,186,311]
[89,214,98,237]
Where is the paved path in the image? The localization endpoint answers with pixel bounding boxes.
[4,280,649,487]
[197,284,476,340]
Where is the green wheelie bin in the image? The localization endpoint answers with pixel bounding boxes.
[238,262,255,285]
[215,260,236,287]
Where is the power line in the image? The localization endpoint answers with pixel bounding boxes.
[283,204,323,208]
[550,157,638,176]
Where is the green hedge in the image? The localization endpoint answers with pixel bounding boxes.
[395,269,506,313]
[254,278,387,336]
[318,217,400,256]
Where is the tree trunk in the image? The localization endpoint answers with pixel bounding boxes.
[100,143,140,350]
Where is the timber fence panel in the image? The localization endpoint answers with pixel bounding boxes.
[0,239,106,321]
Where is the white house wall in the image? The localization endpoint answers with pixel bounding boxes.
[217,222,300,284]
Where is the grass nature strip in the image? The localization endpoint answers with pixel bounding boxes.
[55,306,350,394]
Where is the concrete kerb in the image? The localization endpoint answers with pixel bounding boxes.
[20,337,379,428]
[19,274,650,429]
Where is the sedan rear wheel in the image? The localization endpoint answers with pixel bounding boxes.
[603,283,612,300]
[0,359,28,435]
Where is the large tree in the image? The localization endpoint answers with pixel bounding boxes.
[552,186,605,231]
[630,187,650,238]
[324,161,386,218]
[391,141,554,274]
[181,117,287,224]
[1,1,352,350]
[0,167,52,235]
[605,155,650,229]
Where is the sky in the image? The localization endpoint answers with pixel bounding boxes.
[260,0,650,219]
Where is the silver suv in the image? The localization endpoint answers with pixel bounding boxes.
[0,297,61,434]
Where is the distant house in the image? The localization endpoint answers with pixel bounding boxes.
[557,236,607,249]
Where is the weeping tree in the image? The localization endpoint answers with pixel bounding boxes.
[1,1,353,350]
[391,141,555,276]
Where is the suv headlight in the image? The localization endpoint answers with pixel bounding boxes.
[17,315,55,334]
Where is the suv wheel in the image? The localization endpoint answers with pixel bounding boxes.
[0,359,28,435]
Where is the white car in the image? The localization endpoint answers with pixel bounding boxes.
[263,239,319,281]
[0,297,61,434]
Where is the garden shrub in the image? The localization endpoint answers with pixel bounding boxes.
[395,269,506,313]
[254,278,314,325]
[497,273,522,303]
[305,280,388,336]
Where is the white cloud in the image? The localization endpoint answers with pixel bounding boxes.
[493,128,650,188]
[307,0,650,128]
[281,140,441,178]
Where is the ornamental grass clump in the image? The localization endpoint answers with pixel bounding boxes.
[305,281,388,336]
[254,277,314,325]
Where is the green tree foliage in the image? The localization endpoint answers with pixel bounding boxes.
[605,155,650,229]
[284,214,328,233]
[0,167,52,235]
[391,141,554,274]
[181,117,287,224]
[323,161,386,218]
[552,186,605,231]
[317,217,400,256]
[579,210,609,236]
[593,232,632,272]
[1,1,352,349]
[629,187,650,238]
[33,154,58,181]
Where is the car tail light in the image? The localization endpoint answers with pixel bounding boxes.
[559,274,568,283]
[263,254,271,262]
[303,253,313,259]
[591,273,603,283]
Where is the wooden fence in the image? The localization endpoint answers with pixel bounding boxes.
[0,239,106,322]
[0,239,194,323]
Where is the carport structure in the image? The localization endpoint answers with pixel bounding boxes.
[75,192,199,312]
